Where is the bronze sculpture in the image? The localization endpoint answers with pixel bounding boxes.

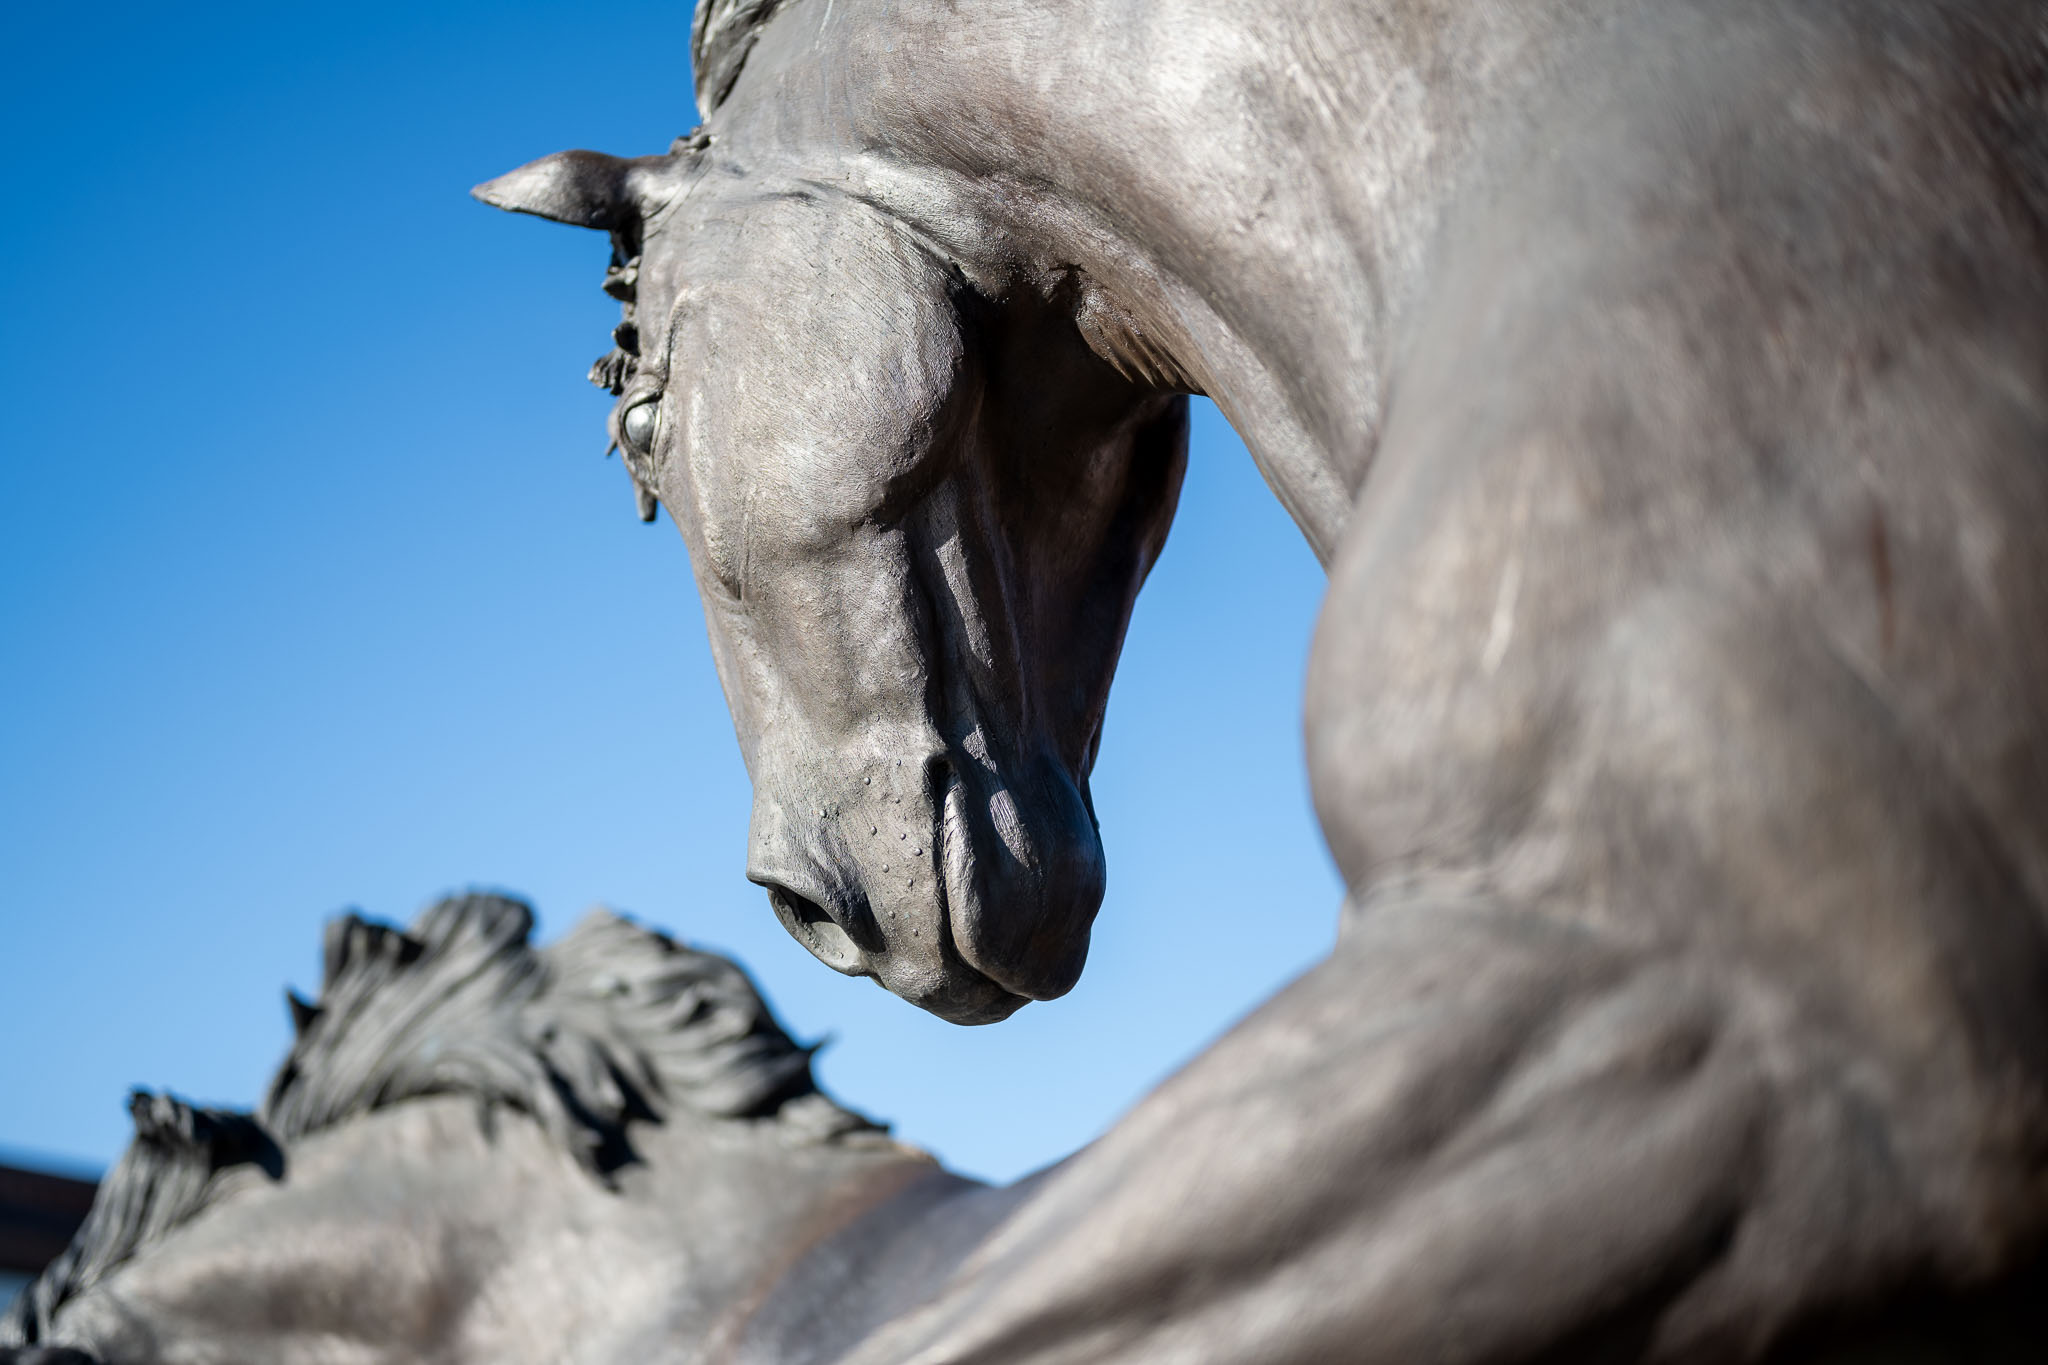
[475,0,2048,1357]
[10,0,2048,1359]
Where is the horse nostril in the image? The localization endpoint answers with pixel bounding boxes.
[765,884,868,976]
[923,752,957,803]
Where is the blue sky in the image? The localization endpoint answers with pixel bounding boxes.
[0,0,1340,1185]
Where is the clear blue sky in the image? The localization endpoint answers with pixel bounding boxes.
[0,0,1340,1185]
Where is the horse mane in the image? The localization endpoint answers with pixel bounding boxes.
[3,894,880,1350]
[1,1094,281,1348]
[263,894,873,1166]
[692,0,789,114]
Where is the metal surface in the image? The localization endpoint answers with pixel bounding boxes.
[474,0,2048,1357]
[10,0,2048,1360]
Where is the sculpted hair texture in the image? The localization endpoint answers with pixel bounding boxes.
[3,894,875,1351]
[692,0,789,113]
[0,1096,279,1347]
[263,894,860,1168]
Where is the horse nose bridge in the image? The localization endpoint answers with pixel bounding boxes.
[908,478,1041,741]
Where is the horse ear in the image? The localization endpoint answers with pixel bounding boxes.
[471,150,671,231]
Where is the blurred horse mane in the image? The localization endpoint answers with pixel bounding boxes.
[2,894,877,1350]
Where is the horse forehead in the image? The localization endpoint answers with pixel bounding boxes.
[666,174,952,291]
[658,237,960,394]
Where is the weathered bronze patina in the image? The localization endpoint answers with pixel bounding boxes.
[11,0,2048,1359]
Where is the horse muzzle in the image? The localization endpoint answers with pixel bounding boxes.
[746,749,1103,1024]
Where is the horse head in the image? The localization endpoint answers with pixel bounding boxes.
[477,141,1187,1023]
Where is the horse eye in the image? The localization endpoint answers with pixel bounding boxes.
[621,400,659,455]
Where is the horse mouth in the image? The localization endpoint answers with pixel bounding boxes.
[920,965,1030,1025]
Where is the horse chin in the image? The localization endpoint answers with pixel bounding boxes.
[889,957,1033,1026]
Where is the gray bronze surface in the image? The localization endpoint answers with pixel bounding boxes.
[1,896,1038,1365]
[467,0,2048,1358]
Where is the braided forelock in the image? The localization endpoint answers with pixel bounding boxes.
[692,0,792,114]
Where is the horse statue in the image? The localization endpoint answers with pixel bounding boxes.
[0,894,1046,1365]
[464,0,2048,1358]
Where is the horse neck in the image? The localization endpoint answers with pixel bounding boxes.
[49,1099,948,1365]
[723,0,1593,561]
